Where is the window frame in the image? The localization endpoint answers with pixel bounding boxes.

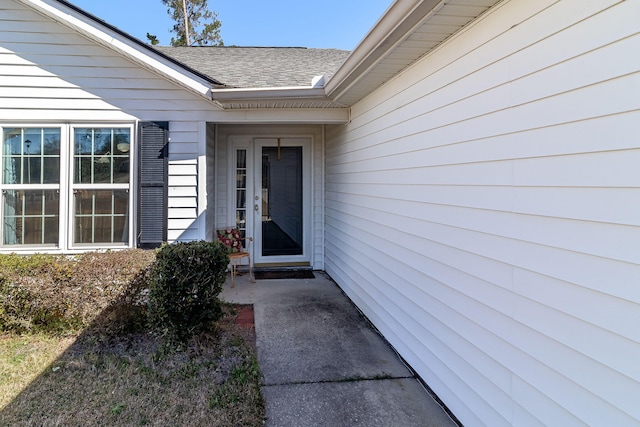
[0,125,66,249]
[69,125,135,249]
[0,123,136,252]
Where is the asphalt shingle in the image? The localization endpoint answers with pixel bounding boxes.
[155,46,350,88]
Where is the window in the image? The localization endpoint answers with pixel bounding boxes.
[72,128,131,245]
[2,127,61,246]
[0,124,133,250]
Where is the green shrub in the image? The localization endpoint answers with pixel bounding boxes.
[147,241,229,342]
[0,250,156,335]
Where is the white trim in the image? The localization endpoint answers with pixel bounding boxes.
[324,0,499,105]
[325,0,443,100]
[319,124,326,271]
[59,125,70,251]
[227,137,253,230]
[210,86,345,109]
[68,123,135,250]
[210,109,349,124]
[0,123,65,250]
[212,86,328,100]
[197,121,207,237]
[224,134,314,266]
[226,138,254,266]
[253,137,312,265]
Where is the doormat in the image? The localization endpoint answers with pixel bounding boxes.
[253,270,315,280]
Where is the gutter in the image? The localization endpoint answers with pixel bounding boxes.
[211,86,328,102]
[210,76,348,109]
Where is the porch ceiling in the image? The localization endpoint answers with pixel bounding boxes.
[210,87,348,109]
[213,99,347,109]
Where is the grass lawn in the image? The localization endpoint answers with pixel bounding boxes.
[0,306,264,426]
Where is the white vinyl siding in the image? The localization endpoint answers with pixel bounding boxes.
[324,0,640,425]
[166,121,202,242]
[0,2,207,120]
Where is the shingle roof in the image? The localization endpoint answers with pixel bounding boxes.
[154,46,350,88]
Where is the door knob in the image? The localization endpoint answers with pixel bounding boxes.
[255,204,259,211]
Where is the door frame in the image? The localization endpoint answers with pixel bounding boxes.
[227,135,313,267]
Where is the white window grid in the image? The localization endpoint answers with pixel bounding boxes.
[0,123,135,252]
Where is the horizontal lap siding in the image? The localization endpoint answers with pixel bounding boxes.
[167,122,201,242]
[0,4,213,120]
[325,0,640,425]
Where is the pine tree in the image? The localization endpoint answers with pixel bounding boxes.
[162,0,223,46]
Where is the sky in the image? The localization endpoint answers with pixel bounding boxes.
[68,0,393,50]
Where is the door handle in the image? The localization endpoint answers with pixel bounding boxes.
[255,204,259,211]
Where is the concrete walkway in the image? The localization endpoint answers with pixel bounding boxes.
[220,271,456,427]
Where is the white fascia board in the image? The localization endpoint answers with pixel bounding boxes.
[211,86,329,101]
[324,0,446,102]
[18,0,218,103]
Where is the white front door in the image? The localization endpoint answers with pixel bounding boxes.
[252,138,311,265]
[228,136,312,267]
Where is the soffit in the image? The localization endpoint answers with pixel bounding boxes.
[326,0,501,106]
[213,100,347,109]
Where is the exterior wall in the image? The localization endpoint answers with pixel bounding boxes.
[166,121,204,242]
[324,0,640,425]
[213,124,325,270]
[0,0,222,247]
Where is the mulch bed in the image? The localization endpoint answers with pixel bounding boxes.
[234,304,255,330]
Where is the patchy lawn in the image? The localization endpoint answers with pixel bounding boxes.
[0,306,264,426]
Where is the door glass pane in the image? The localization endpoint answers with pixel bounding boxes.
[261,146,302,256]
[235,149,248,244]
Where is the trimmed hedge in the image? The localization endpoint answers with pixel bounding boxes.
[147,241,229,342]
[0,242,230,339]
[0,250,155,335]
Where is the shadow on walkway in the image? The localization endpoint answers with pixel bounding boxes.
[220,271,457,427]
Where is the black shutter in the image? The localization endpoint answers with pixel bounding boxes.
[138,121,168,248]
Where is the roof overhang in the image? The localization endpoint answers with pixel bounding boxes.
[17,0,500,116]
[209,0,499,110]
[324,0,501,106]
[18,0,223,105]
